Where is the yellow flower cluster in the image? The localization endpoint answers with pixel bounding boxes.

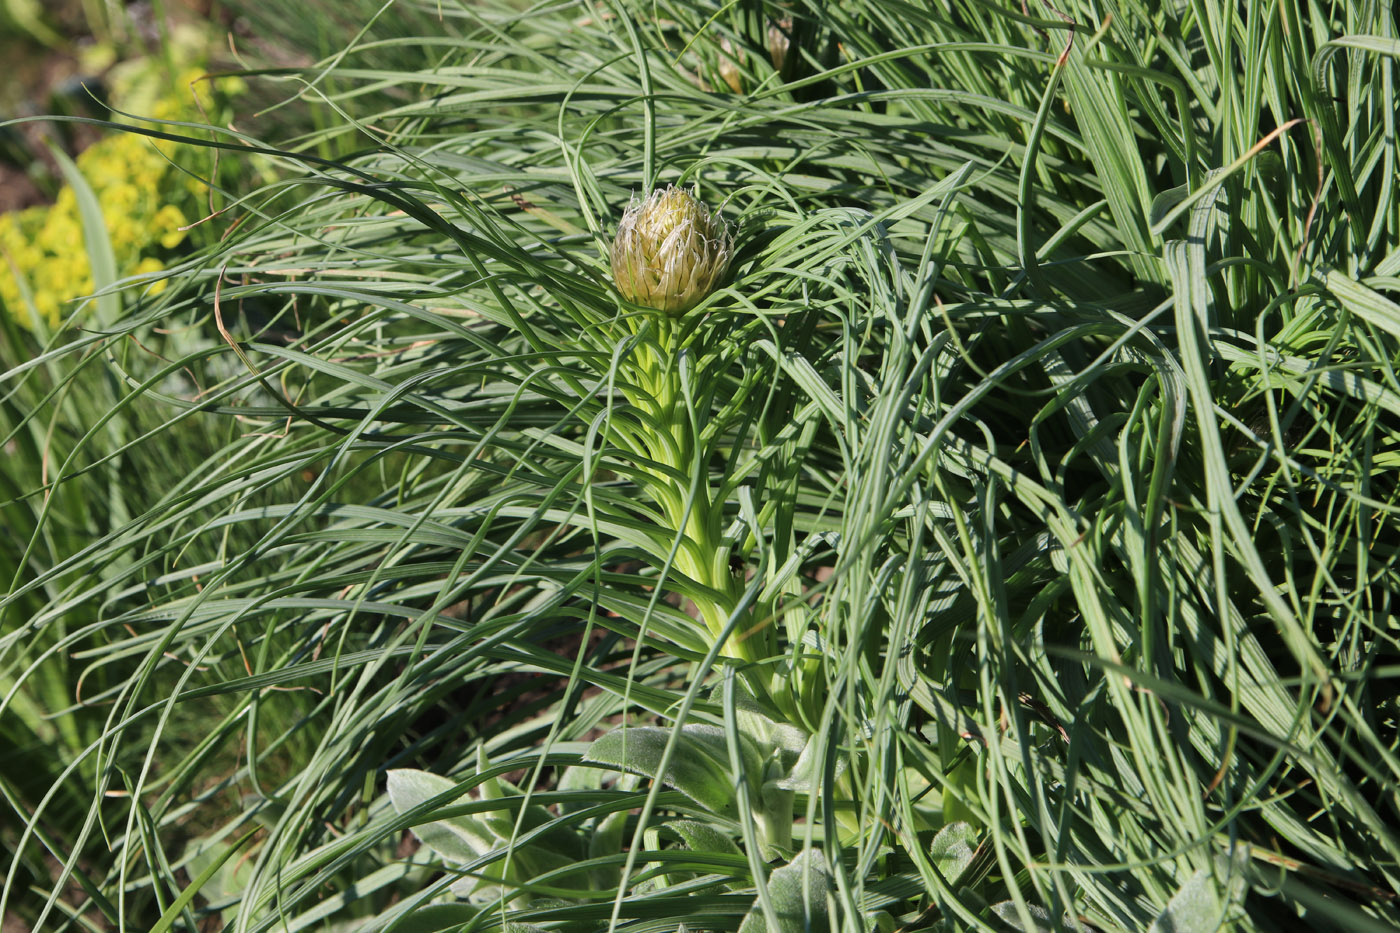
[0,69,234,330]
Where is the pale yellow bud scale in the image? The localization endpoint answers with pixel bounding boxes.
[610,184,732,315]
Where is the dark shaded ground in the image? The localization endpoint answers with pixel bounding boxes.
[0,16,83,212]
[0,162,41,213]
[0,0,217,212]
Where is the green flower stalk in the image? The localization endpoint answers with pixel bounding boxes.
[605,182,792,717]
[610,185,732,315]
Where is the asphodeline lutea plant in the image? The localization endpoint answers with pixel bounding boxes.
[383,184,833,908]
[605,183,788,702]
[611,184,733,315]
[593,182,830,861]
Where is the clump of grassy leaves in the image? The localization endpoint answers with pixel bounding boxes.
[3,1,1399,931]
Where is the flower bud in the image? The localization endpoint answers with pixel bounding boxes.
[768,18,792,72]
[718,37,746,94]
[610,184,732,315]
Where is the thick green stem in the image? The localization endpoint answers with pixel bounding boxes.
[619,322,777,694]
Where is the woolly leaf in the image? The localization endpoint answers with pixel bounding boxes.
[666,819,743,857]
[737,849,833,933]
[586,725,739,817]
[930,821,979,884]
[1148,868,1227,933]
[386,769,493,865]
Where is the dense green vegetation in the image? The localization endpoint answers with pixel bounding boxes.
[3,1,1399,930]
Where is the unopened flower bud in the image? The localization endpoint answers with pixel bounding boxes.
[610,184,732,315]
[718,37,745,94]
[768,18,792,72]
